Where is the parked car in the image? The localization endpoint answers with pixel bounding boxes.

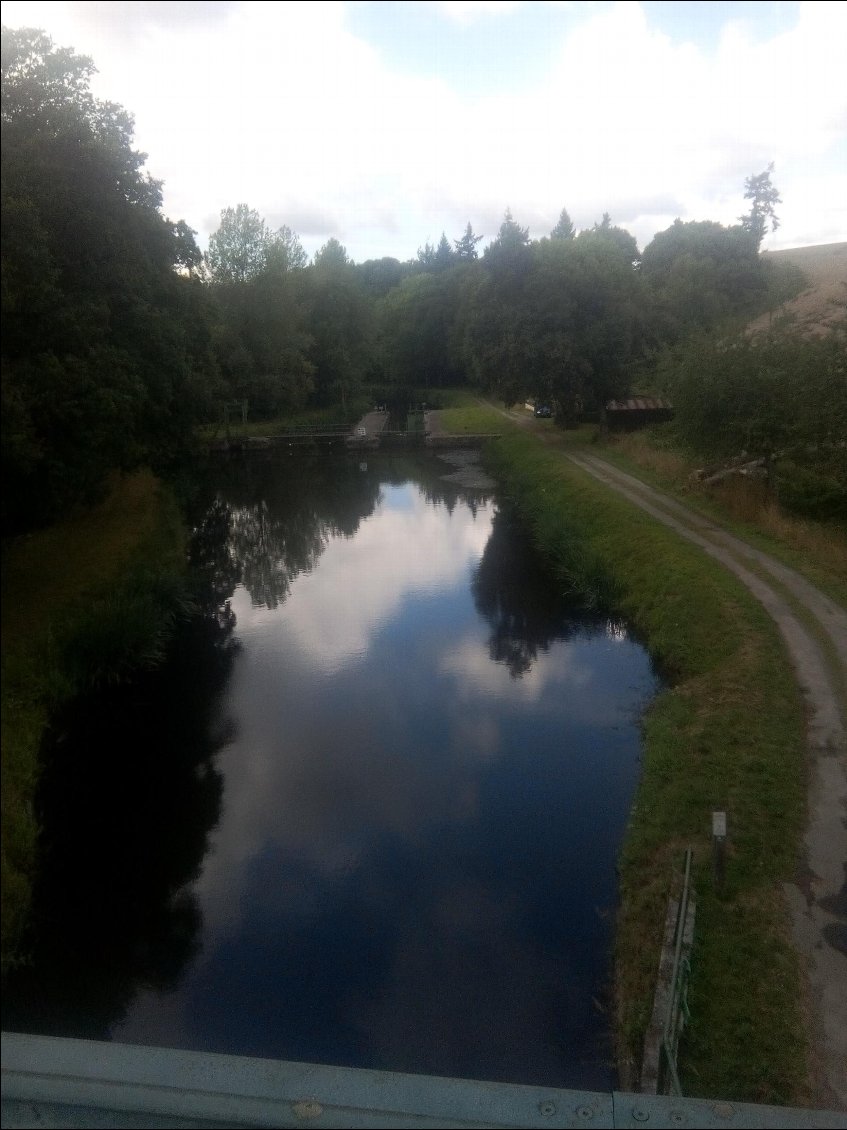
[534,404,552,418]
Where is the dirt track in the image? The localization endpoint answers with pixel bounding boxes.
[480,402,847,1107]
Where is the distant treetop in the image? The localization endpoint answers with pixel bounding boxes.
[740,163,781,249]
[551,208,576,240]
[454,221,484,260]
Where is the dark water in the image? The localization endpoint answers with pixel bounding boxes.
[4,449,659,1091]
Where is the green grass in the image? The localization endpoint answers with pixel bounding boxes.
[438,403,505,434]
[486,432,809,1104]
[590,430,847,609]
[1,470,187,974]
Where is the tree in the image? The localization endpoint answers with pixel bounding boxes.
[489,207,530,251]
[740,163,781,249]
[531,234,646,418]
[641,218,765,337]
[582,216,640,264]
[206,204,270,284]
[171,219,204,275]
[551,208,575,240]
[416,241,437,269]
[266,224,307,273]
[207,209,307,283]
[434,232,454,270]
[1,25,217,531]
[1,26,96,120]
[313,237,351,269]
[379,272,460,391]
[206,206,312,415]
[454,221,483,260]
[481,208,532,285]
[460,221,649,416]
[659,322,847,519]
[306,240,371,410]
[356,257,411,297]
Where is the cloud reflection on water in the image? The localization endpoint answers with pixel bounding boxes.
[112,459,657,1089]
[237,485,494,673]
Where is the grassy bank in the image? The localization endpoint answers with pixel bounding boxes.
[486,431,809,1104]
[1,470,188,973]
[596,429,847,608]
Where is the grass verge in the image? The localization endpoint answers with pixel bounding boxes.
[438,402,506,434]
[1,470,188,974]
[485,431,809,1105]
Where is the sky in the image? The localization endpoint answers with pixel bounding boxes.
[3,0,846,262]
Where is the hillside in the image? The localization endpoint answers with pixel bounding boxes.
[750,242,847,336]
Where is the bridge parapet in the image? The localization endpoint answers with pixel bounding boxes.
[2,1033,842,1129]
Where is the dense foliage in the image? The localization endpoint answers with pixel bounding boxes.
[1,27,218,532]
[656,324,847,519]
[4,25,837,532]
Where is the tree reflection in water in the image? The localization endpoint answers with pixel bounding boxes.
[192,449,491,610]
[472,503,607,678]
[2,524,239,1041]
[2,450,432,1039]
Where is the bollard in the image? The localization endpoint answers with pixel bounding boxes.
[712,810,727,890]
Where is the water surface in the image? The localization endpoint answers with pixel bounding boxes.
[5,450,659,1092]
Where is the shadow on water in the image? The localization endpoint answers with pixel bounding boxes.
[2,536,239,1039]
[3,451,391,1037]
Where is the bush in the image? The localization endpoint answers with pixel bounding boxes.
[54,570,194,695]
[659,323,847,499]
[774,460,847,522]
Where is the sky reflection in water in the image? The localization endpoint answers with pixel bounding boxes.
[113,456,658,1091]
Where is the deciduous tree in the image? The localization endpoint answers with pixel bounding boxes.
[1,25,216,531]
[206,204,270,284]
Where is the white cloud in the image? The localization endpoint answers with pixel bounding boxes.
[2,1,845,255]
[436,0,524,24]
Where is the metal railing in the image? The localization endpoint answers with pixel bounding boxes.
[641,848,697,1097]
[272,423,353,436]
[662,847,695,1096]
[4,1031,842,1128]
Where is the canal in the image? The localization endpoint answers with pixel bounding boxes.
[3,447,660,1092]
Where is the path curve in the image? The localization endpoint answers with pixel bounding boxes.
[481,403,847,1107]
[563,448,847,1108]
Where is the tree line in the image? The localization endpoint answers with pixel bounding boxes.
[3,26,840,533]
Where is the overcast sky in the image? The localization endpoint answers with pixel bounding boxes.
[3,1,846,262]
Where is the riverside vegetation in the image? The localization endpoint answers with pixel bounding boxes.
[486,426,809,1104]
[2,22,845,1107]
[1,472,189,973]
[454,400,844,1102]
